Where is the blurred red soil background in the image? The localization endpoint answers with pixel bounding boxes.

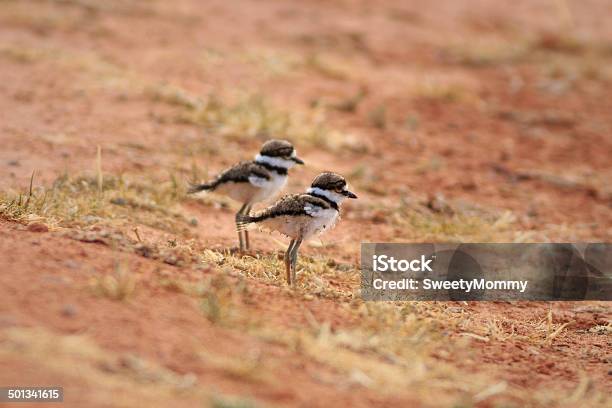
[0,1,610,407]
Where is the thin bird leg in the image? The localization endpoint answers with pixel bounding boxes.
[235,203,248,252]
[290,237,303,286]
[244,204,252,250]
[285,239,296,285]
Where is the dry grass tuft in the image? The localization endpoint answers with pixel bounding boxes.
[348,164,385,195]
[240,48,301,78]
[392,204,521,243]
[330,88,367,113]
[534,32,587,55]
[368,105,387,129]
[198,274,244,325]
[412,78,478,104]
[442,40,530,67]
[211,396,258,408]
[304,53,352,81]
[0,172,192,233]
[543,308,574,347]
[147,84,201,109]
[92,260,137,301]
[146,85,347,151]
[196,248,358,300]
[157,264,254,327]
[442,31,612,71]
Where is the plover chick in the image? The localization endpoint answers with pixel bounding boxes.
[238,172,357,285]
[188,139,304,251]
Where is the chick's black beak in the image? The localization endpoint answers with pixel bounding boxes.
[342,190,358,199]
[291,156,305,165]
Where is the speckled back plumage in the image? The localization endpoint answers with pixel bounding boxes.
[244,194,333,224]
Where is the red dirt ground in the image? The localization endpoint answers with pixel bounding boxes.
[0,1,610,407]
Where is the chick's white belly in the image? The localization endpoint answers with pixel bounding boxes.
[257,173,287,201]
[250,174,287,203]
[214,182,259,204]
[213,174,286,205]
[259,215,309,239]
[304,209,339,239]
[259,209,339,240]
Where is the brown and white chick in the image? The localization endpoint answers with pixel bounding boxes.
[238,172,357,285]
[188,139,304,251]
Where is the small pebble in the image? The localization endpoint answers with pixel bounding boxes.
[111,197,127,206]
[27,223,49,233]
[63,260,80,270]
[61,304,78,317]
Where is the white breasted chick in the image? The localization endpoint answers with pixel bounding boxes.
[237,172,357,285]
[188,139,304,251]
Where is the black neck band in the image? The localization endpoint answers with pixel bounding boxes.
[307,192,339,211]
[257,161,288,175]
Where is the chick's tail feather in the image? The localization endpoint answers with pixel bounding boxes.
[236,213,262,232]
[187,181,216,194]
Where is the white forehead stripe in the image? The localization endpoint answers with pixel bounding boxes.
[255,154,296,169]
